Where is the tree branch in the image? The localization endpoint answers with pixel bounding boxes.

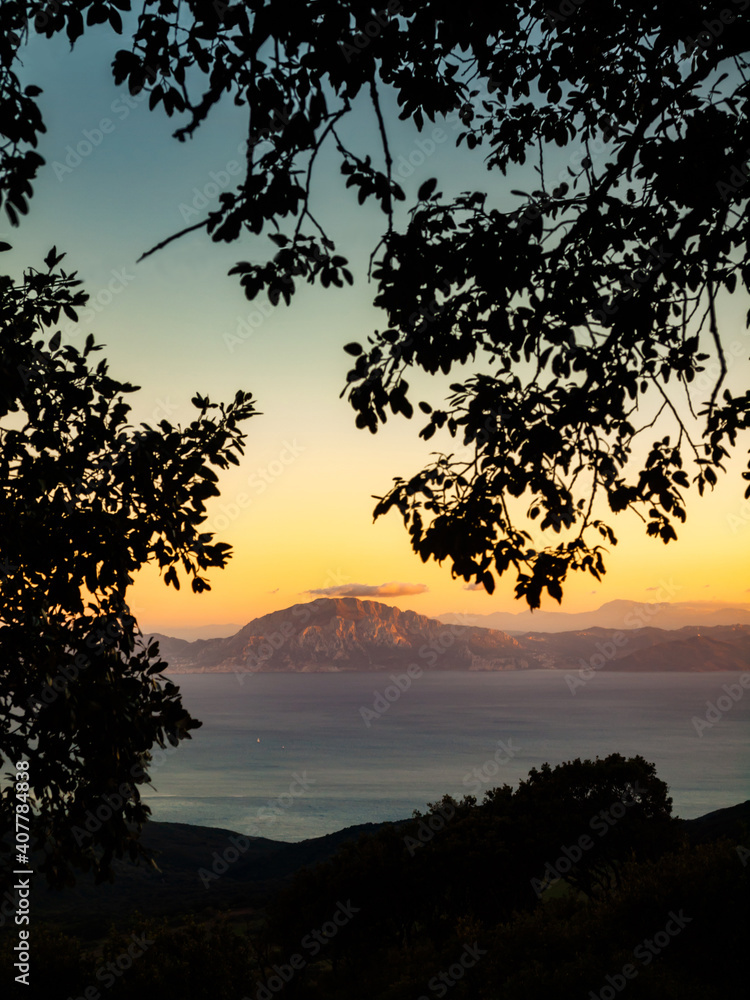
[136,219,210,263]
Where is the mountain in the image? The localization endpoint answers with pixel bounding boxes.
[147,598,750,674]
[606,632,750,672]
[514,624,750,672]
[438,599,750,633]
[140,622,242,641]
[148,597,536,673]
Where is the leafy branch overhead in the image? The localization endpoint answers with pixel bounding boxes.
[3,2,750,606]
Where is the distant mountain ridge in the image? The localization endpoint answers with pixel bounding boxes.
[511,624,749,672]
[438,599,750,633]
[141,622,242,642]
[147,598,750,674]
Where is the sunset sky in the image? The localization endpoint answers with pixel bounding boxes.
[7,25,750,632]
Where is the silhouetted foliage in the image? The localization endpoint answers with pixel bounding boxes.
[267,755,677,954]
[0,248,257,889]
[3,1,749,605]
[1,757,745,999]
[507,753,675,896]
[255,759,742,1000]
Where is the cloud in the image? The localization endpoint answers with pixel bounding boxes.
[307,582,428,598]
[464,582,485,591]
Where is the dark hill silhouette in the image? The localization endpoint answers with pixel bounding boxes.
[24,801,750,939]
[23,819,390,938]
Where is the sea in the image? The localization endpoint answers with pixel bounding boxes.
[141,671,750,842]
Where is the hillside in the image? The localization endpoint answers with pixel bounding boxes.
[146,599,750,673]
[23,801,750,939]
[19,819,386,939]
[515,624,750,672]
[148,597,537,673]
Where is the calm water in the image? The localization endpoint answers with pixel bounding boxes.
[142,672,750,841]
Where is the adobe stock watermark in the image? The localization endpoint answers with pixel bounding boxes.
[461,739,522,795]
[716,150,750,203]
[241,900,360,1000]
[51,69,157,182]
[417,941,487,999]
[198,771,316,887]
[404,798,457,857]
[684,1,748,56]
[622,581,684,628]
[530,781,648,897]
[725,454,750,539]
[564,631,628,694]
[392,127,449,179]
[545,0,588,28]
[592,242,674,323]
[33,393,179,517]
[178,151,244,223]
[70,782,139,848]
[405,739,521,856]
[95,933,155,996]
[196,831,254,889]
[202,439,306,537]
[221,242,340,353]
[516,114,620,233]
[63,932,155,999]
[232,570,351,685]
[588,910,692,1000]
[221,301,276,353]
[698,336,748,410]
[338,0,402,62]
[691,674,750,737]
[565,579,682,694]
[0,737,179,930]
[248,441,306,496]
[58,646,217,851]
[359,615,478,726]
[359,664,423,726]
[231,613,301,684]
[250,771,316,832]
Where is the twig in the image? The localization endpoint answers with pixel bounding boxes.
[293,106,350,243]
[369,77,394,232]
[706,278,727,418]
[136,219,210,263]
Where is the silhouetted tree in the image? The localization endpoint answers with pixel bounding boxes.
[506,753,675,897]
[0,247,257,888]
[268,755,677,962]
